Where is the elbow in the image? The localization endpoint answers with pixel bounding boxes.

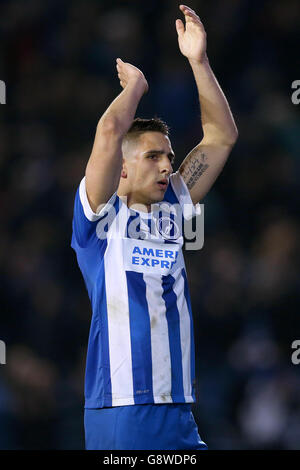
[232,125,239,143]
[228,129,239,146]
[225,120,239,145]
[223,127,239,147]
[97,115,123,136]
[203,123,239,147]
[230,123,239,143]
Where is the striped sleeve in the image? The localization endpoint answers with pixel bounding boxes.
[71,177,119,248]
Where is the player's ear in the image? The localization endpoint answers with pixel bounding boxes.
[121,158,127,178]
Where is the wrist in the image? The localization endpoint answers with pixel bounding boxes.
[126,77,148,96]
[188,53,209,67]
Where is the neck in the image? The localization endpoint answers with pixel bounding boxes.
[117,189,152,213]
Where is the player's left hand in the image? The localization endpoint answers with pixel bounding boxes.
[176,4,207,63]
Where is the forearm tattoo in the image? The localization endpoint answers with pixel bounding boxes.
[180,150,209,190]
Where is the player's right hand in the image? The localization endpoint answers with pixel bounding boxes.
[116,58,149,95]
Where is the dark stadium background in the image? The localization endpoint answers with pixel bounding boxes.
[0,0,299,449]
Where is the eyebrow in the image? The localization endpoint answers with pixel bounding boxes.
[143,150,175,160]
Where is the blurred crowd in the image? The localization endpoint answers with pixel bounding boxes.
[0,0,299,449]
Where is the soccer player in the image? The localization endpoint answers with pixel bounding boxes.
[71,4,238,450]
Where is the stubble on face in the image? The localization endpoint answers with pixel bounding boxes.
[119,132,174,209]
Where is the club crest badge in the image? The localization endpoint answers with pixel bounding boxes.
[156,216,180,240]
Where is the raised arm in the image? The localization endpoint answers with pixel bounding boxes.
[175,4,238,204]
[85,59,148,213]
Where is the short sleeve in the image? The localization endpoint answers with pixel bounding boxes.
[169,171,201,220]
[71,177,119,249]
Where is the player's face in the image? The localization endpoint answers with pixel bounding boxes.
[123,132,174,206]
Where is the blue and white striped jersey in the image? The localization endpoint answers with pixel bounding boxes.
[71,171,199,408]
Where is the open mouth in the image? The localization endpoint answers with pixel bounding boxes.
[157,179,168,190]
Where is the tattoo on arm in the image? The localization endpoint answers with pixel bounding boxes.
[180,150,209,190]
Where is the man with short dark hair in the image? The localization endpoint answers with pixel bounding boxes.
[71,4,238,450]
